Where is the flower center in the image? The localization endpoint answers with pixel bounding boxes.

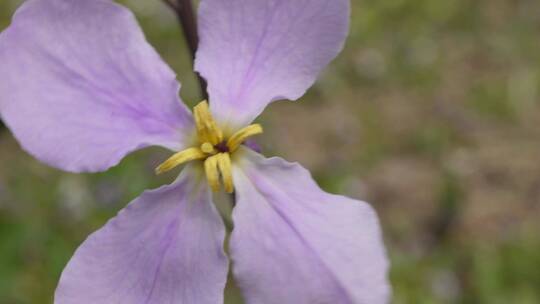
[155,101,263,193]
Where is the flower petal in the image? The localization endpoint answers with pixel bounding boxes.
[55,166,228,304]
[231,149,391,304]
[195,0,350,129]
[0,0,193,173]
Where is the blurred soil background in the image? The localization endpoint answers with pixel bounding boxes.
[1,0,540,303]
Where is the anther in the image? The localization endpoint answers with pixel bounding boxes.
[204,155,220,192]
[194,101,223,145]
[216,153,233,193]
[201,142,216,154]
[155,147,206,175]
[227,124,263,152]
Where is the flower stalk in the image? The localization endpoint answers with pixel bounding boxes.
[162,0,208,100]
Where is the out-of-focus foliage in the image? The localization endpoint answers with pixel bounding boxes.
[1,0,540,303]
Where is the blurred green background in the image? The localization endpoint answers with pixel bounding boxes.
[1,0,540,303]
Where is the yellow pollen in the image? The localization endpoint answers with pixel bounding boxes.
[193,101,223,145]
[155,100,263,193]
[200,142,216,154]
[155,147,206,175]
[204,155,220,192]
[216,153,233,193]
[227,124,263,152]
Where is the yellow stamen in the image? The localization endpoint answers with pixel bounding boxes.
[193,101,223,145]
[204,155,220,192]
[216,153,233,193]
[155,101,264,193]
[155,147,206,175]
[227,124,263,152]
[193,108,208,142]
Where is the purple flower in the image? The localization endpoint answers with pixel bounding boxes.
[0,0,390,303]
